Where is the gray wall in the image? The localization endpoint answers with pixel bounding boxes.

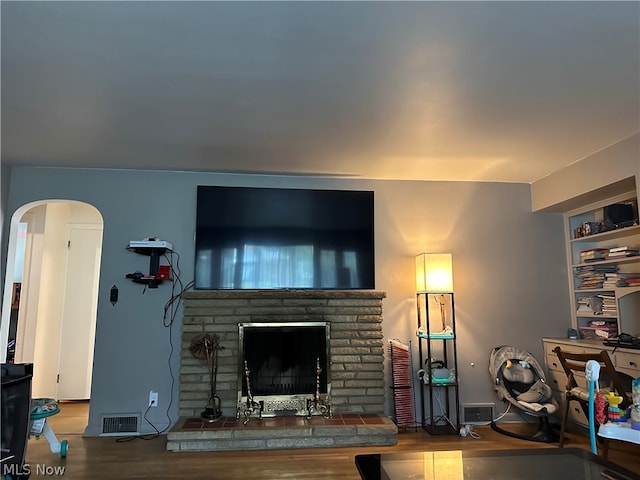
[3,167,569,434]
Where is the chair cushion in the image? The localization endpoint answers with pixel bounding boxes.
[569,386,612,403]
[517,400,558,415]
[517,379,553,403]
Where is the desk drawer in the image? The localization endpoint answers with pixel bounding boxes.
[614,351,640,375]
[568,401,588,427]
[546,353,563,373]
[546,369,567,392]
[544,342,583,357]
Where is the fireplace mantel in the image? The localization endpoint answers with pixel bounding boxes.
[182,289,387,301]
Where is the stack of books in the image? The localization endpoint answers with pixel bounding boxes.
[608,246,639,258]
[598,294,617,316]
[602,273,619,288]
[576,298,593,314]
[574,264,619,289]
[579,248,609,263]
[576,296,603,315]
[602,272,640,287]
[622,276,640,287]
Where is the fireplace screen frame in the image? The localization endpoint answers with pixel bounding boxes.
[237,321,331,418]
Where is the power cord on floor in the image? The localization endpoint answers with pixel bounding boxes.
[460,424,482,439]
[115,404,161,443]
[140,403,161,440]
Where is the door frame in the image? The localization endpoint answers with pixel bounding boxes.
[1,200,103,400]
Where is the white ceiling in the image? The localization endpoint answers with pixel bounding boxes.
[2,1,639,183]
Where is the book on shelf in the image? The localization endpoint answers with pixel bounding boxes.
[580,248,609,255]
[607,251,639,258]
[609,246,639,252]
[601,299,618,315]
[577,282,604,290]
[575,265,618,274]
[580,248,609,262]
[576,298,591,310]
[608,275,640,287]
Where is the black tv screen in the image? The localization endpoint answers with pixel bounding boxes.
[194,186,375,290]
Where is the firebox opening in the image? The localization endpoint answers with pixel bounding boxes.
[240,323,328,396]
[237,321,331,419]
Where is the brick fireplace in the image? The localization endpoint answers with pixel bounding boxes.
[167,290,398,451]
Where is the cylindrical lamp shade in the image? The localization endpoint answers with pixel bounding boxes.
[415,253,453,293]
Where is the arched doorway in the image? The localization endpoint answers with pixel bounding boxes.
[1,200,103,431]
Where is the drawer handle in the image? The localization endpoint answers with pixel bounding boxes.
[629,361,637,367]
[552,362,558,368]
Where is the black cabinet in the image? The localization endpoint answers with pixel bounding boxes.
[1,363,33,477]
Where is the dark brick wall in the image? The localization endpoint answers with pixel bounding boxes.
[179,290,386,419]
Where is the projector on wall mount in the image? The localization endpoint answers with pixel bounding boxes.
[127,238,173,251]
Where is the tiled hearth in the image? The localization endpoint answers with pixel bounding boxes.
[167,414,398,451]
[167,290,398,451]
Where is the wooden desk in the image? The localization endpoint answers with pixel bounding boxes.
[542,338,640,428]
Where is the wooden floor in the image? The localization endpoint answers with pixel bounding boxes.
[21,401,639,479]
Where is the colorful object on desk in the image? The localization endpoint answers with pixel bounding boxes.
[606,392,626,422]
[599,376,640,445]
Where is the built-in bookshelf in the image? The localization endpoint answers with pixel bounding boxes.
[565,190,640,339]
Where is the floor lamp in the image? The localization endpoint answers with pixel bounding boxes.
[415,253,453,332]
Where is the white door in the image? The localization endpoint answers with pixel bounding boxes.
[57,226,102,400]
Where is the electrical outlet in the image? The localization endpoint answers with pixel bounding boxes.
[149,391,158,407]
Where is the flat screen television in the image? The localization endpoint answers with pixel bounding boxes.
[194,186,375,290]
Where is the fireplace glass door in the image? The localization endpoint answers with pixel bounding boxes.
[238,322,330,417]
